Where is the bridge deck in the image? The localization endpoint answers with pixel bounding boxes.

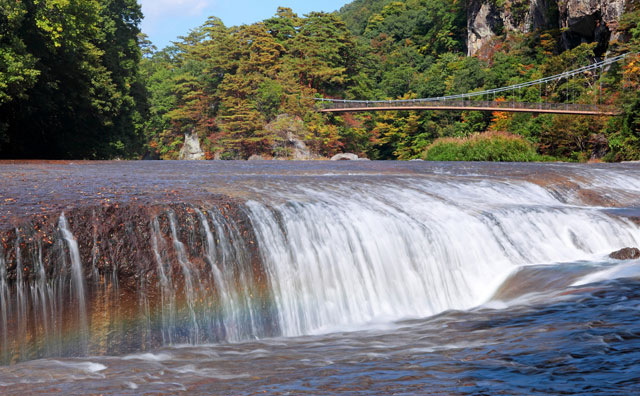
[317,100,620,116]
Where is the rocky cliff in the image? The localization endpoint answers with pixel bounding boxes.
[467,0,627,56]
[559,0,626,49]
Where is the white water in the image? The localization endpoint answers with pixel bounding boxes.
[573,260,640,286]
[58,214,89,351]
[245,177,640,336]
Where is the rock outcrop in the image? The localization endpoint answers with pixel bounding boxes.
[467,0,627,56]
[468,0,556,56]
[468,0,501,57]
[286,132,314,160]
[266,114,321,160]
[179,131,205,160]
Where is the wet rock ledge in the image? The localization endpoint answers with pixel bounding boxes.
[0,199,278,364]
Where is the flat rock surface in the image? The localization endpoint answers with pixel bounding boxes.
[1,160,639,229]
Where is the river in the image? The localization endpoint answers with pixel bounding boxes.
[0,161,639,394]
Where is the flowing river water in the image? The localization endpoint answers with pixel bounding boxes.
[0,161,639,395]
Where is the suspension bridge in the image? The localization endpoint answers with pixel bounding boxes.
[316,53,636,116]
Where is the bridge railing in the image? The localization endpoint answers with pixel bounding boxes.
[314,52,637,115]
[316,99,616,113]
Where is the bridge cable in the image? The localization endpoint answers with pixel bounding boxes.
[313,52,638,105]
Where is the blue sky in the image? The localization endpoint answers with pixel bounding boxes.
[139,0,353,49]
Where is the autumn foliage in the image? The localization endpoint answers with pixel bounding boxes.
[2,1,640,161]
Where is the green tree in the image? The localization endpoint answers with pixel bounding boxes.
[263,7,300,43]
[0,0,145,159]
[288,12,356,94]
[0,2,39,105]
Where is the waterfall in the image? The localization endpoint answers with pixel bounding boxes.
[197,208,233,339]
[33,241,50,354]
[203,207,271,341]
[0,241,8,362]
[147,207,276,346]
[14,231,27,358]
[151,217,177,344]
[168,212,201,343]
[58,214,89,353]
[245,179,640,335]
[1,168,640,363]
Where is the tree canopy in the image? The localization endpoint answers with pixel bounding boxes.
[1,0,640,161]
[0,0,146,159]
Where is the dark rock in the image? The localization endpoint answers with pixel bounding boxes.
[609,247,640,260]
[558,0,625,54]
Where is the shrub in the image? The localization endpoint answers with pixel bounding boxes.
[423,131,554,162]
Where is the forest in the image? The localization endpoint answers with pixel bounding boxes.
[1,0,640,161]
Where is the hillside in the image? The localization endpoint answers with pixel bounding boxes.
[1,0,639,160]
[137,0,640,161]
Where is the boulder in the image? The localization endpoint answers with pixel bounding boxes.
[331,153,360,161]
[248,154,267,161]
[609,247,640,260]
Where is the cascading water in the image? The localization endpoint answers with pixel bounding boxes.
[151,216,177,344]
[195,208,268,342]
[245,178,640,336]
[0,242,8,362]
[58,213,89,352]
[0,162,639,366]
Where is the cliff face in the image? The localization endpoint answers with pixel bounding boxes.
[467,0,627,56]
[559,0,626,49]
[467,0,503,56]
